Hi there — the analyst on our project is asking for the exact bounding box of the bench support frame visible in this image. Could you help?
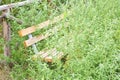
[28,34,39,54]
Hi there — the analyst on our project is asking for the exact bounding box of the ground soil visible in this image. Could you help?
[0,61,11,80]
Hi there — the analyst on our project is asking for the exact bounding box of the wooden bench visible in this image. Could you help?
[18,13,65,63]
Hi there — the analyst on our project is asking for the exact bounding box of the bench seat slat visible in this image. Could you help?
[18,13,64,37]
[32,48,64,62]
[18,26,36,37]
[24,25,61,47]
[24,34,51,47]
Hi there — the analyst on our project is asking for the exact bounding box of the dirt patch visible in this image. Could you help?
[0,61,11,80]
[0,69,11,80]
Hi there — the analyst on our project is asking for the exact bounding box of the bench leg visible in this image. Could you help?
[28,34,38,54]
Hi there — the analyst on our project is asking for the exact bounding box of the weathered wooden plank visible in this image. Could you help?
[0,0,41,11]
[24,34,50,47]
[19,26,36,37]
[24,24,61,47]
[18,13,64,37]
[32,48,64,62]
[41,49,57,58]
[0,23,2,37]
[32,49,55,62]
[44,56,52,62]
[3,18,11,56]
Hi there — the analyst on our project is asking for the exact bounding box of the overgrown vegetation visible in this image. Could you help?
[0,0,120,80]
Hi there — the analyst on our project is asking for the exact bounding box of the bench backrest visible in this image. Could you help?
[18,13,64,47]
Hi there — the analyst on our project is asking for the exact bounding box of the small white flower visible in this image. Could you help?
[99,63,104,69]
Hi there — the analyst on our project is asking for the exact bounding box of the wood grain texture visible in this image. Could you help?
[3,18,11,56]
[24,24,61,47]
[32,48,64,62]
[24,34,51,47]
[18,26,36,37]
[0,0,41,11]
[18,13,64,37]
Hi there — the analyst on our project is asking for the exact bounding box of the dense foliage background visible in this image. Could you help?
[0,0,120,80]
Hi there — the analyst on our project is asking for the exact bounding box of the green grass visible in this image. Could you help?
[0,0,120,80]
